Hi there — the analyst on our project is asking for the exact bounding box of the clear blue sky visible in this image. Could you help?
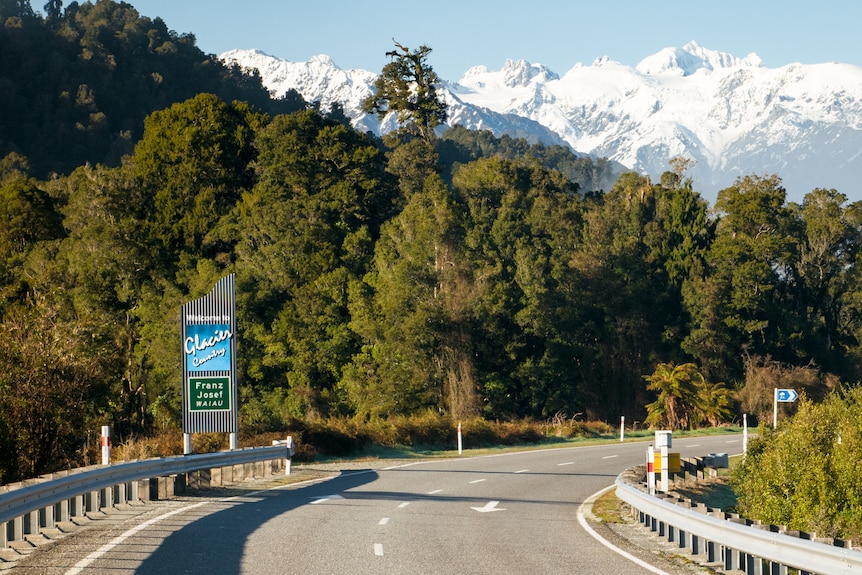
[124,0,861,80]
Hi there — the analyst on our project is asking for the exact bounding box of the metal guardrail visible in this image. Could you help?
[615,465,862,575]
[1,442,293,550]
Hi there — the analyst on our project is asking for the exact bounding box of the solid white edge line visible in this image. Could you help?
[576,485,670,575]
[64,501,209,575]
[64,474,337,575]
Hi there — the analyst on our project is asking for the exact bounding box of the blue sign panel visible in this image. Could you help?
[776,389,798,402]
[184,323,232,372]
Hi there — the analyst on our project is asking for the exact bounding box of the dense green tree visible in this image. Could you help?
[683,174,794,382]
[48,163,156,434]
[440,125,619,193]
[133,93,262,261]
[0,298,104,481]
[344,172,471,417]
[0,176,63,307]
[452,156,587,419]
[221,109,397,418]
[362,41,447,143]
[789,189,862,376]
[568,173,702,419]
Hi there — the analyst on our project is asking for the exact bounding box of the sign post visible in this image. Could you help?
[181,274,238,453]
[656,431,671,492]
[773,388,798,428]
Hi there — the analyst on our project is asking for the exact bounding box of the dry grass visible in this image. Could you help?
[592,489,627,523]
[111,414,625,462]
[672,476,738,512]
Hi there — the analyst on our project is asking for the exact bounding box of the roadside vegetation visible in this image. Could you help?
[733,387,862,541]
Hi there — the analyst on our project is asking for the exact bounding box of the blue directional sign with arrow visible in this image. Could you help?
[776,389,798,402]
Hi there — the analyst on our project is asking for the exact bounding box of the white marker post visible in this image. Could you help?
[101,425,111,466]
[620,416,625,442]
[647,445,655,495]
[457,422,463,455]
[655,430,672,493]
[743,414,748,457]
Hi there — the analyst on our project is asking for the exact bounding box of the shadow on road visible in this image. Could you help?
[134,469,377,575]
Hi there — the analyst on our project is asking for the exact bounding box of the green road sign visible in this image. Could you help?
[188,376,231,412]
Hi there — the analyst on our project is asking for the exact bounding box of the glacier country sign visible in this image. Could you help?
[181,274,238,434]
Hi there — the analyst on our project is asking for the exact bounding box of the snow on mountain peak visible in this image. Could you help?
[222,44,862,203]
[500,59,559,87]
[636,40,763,76]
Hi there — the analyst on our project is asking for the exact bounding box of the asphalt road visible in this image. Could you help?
[8,434,743,574]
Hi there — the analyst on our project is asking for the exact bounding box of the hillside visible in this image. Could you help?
[0,1,305,179]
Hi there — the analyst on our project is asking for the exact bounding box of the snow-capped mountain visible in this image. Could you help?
[221,42,862,203]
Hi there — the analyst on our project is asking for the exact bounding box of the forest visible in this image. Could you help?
[1,1,861,483]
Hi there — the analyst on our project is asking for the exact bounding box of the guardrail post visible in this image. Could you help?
[56,499,68,523]
[70,493,83,518]
[707,540,718,563]
[11,515,23,543]
[723,546,735,570]
[677,528,688,550]
[25,508,38,536]
[745,553,764,574]
[40,501,55,530]
[117,482,128,505]
[770,561,788,575]
[691,533,702,556]
[99,485,112,511]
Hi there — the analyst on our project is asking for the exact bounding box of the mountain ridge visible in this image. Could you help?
[221,43,862,202]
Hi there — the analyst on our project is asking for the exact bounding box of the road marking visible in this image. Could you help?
[63,472,364,575]
[471,500,505,513]
[514,469,529,473]
[379,517,389,525]
[469,478,486,484]
[602,455,618,459]
[311,494,345,504]
[374,543,384,556]
[428,489,443,494]
[558,461,575,466]
[64,501,209,575]
[398,501,410,508]
[577,486,670,575]
[686,444,701,447]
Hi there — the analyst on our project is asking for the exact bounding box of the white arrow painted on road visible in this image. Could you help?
[471,500,505,513]
[310,495,344,504]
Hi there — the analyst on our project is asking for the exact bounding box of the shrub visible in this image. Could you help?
[732,387,862,540]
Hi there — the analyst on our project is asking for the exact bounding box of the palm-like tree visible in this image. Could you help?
[644,362,703,430]
[694,380,732,427]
